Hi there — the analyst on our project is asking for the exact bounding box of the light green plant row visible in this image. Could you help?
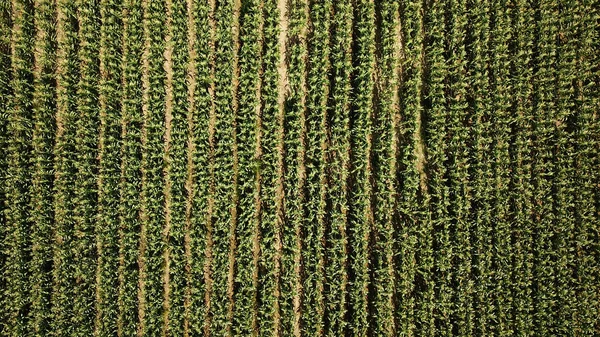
[324,0,352,335]
[209,0,236,334]
[188,0,212,335]
[95,0,123,335]
[371,1,398,336]
[4,1,34,336]
[302,0,331,335]
[510,0,535,334]
[29,0,56,335]
[258,0,282,335]
[118,0,144,335]
[51,1,78,336]
[139,0,167,335]
[573,0,600,334]
[348,0,375,336]
[469,0,495,334]
[73,0,100,336]
[532,0,557,334]
[397,0,425,334]
[446,0,473,333]
[423,0,450,334]
[231,0,261,334]
[490,0,513,335]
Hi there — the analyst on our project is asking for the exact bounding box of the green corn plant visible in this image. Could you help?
[302,0,331,335]
[285,1,312,336]
[348,0,376,336]
[324,0,352,335]
[209,0,236,334]
[162,0,189,335]
[28,0,56,335]
[532,0,558,334]
[118,0,144,335]
[51,1,79,336]
[490,0,514,335]
[139,0,167,335]
[397,0,426,334]
[468,0,495,334]
[371,1,399,336]
[447,0,474,333]
[422,0,451,334]
[509,0,535,334]
[553,0,578,333]
[4,0,34,336]
[257,0,282,335]
[73,0,100,336]
[96,0,123,334]
[573,0,600,334]
[231,0,262,334]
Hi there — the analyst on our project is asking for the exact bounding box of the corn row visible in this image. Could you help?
[489,0,513,334]
[118,0,144,335]
[573,0,599,334]
[553,0,579,334]
[397,0,425,334]
[28,0,56,335]
[51,1,78,335]
[188,0,213,334]
[510,0,535,334]
[302,0,331,335]
[95,0,123,335]
[446,0,473,333]
[207,0,236,334]
[323,0,352,335]
[231,0,262,334]
[468,0,495,334]
[371,2,399,336]
[282,1,309,336]
[4,1,34,336]
[532,0,558,333]
[423,0,451,334]
[139,0,167,335]
[348,0,376,335]
[257,0,282,335]
[72,1,100,336]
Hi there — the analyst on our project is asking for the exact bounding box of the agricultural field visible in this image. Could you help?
[1,0,599,336]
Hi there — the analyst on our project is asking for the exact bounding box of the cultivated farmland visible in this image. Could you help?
[1,0,599,336]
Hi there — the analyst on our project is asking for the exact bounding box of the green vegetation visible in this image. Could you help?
[1,1,599,336]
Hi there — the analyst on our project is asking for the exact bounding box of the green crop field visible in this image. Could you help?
[1,0,599,336]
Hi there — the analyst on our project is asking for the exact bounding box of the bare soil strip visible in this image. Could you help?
[137,0,151,335]
[293,1,309,335]
[252,1,266,335]
[203,0,217,335]
[183,0,197,335]
[161,0,175,334]
[273,0,289,335]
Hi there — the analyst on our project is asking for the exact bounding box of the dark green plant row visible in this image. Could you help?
[1,0,599,336]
